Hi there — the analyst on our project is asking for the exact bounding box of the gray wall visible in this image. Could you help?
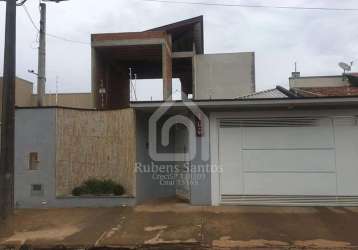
[194,52,255,100]
[15,108,57,208]
[14,108,135,208]
[135,110,212,205]
[135,112,176,204]
[189,111,211,205]
[174,125,190,200]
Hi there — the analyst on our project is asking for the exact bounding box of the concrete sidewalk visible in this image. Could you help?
[1,201,358,249]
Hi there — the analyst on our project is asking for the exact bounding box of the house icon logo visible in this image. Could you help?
[148,94,210,162]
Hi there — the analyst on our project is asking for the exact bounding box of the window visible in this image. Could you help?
[29,152,39,170]
[31,184,44,196]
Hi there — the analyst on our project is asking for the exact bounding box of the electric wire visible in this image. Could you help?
[140,0,358,12]
[22,3,89,45]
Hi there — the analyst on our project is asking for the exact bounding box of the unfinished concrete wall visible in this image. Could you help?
[194,52,255,100]
[56,108,136,196]
[91,32,173,107]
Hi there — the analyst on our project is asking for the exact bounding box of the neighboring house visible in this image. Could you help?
[0,76,93,111]
[0,77,34,114]
[13,16,358,208]
[34,93,93,108]
[244,72,358,99]
[240,86,295,99]
[289,72,358,97]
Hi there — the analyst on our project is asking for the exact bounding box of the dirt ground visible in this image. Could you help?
[1,200,358,249]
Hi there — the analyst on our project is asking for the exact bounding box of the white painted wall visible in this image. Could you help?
[194,53,255,100]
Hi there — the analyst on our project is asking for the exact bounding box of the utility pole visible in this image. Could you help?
[37,2,46,106]
[0,0,16,236]
[55,76,59,105]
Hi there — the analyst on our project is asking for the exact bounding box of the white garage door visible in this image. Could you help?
[218,116,358,205]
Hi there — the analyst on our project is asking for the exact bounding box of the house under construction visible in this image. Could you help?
[13,16,358,208]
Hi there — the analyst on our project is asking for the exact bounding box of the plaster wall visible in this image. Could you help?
[135,112,176,203]
[194,53,255,100]
[14,108,56,208]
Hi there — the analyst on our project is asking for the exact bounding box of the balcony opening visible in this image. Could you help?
[130,78,182,101]
[93,43,172,109]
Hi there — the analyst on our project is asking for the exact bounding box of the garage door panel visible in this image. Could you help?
[334,117,358,195]
[243,149,336,172]
[243,126,334,149]
[244,173,337,195]
[219,127,243,195]
[217,116,358,205]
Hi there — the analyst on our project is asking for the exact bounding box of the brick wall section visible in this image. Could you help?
[91,31,167,42]
[55,108,136,196]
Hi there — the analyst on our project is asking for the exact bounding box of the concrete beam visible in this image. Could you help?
[92,38,166,48]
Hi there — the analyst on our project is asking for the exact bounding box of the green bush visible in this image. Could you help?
[72,186,88,196]
[113,184,125,196]
[71,178,125,196]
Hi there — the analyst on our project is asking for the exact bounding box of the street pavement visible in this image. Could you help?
[1,200,358,249]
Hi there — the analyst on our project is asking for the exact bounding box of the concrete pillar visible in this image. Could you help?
[162,42,172,100]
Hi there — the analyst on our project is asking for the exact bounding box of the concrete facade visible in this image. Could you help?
[194,52,255,100]
[90,17,257,105]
